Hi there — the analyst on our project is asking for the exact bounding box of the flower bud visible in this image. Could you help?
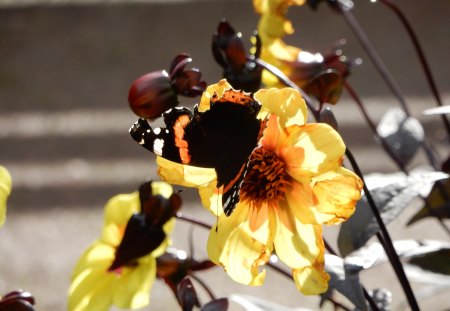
[128,70,178,119]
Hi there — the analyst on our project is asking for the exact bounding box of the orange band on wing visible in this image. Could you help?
[173,115,191,164]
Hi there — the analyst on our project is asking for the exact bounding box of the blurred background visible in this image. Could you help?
[0,0,449,310]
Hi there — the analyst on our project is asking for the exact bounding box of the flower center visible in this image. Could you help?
[241,147,290,208]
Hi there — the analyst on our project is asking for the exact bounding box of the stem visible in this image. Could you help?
[377,0,450,140]
[344,81,406,171]
[345,149,420,311]
[345,82,450,236]
[336,0,411,115]
[189,274,216,301]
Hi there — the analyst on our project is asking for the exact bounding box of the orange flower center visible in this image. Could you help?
[241,146,290,208]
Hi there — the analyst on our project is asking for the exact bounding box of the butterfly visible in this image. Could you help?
[130,89,263,216]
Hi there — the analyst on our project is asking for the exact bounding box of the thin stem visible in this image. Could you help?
[345,149,420,311]
[337,0,439,170]
[345,82,450,236]
[344,81,406,171]
[189,274,216,301]
[377,0,450,140]
[337,0,411,115]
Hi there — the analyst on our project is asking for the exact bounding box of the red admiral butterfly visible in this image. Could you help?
[130,89,263,216]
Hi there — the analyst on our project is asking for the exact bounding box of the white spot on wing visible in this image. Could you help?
[153,138,164,155]
[153,127,161,135]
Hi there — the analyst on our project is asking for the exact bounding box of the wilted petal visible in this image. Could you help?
[207,203,274,286]
[198,79,233,112]
[311,167,363,224]
[0,166,12,228]
[255,87,307,128]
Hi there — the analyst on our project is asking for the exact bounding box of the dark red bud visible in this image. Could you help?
[128,70,178,119]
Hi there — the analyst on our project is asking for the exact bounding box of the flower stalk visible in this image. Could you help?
[377,0,450,140]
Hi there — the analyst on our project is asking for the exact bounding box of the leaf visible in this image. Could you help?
[229,294,313,311]
[322,254,367,311]
[177,277,200,311]
[377,107,424,165]
[407,177,450,225]
[337,169,447,256]
[408,249,450,275]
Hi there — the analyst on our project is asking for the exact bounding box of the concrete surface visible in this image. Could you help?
[0,0,449,310]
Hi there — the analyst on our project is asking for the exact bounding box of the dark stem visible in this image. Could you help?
[344,81,406,171]
[336,0,411,115]
[345,82,450,236]
[189,274,216,301]
[377,0,450,140]
[345,149,420,311]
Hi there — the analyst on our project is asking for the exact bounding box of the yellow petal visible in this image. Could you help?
[255,87,307,128]
[112,258,156,309]
[68,242,116,311]
[198,184,223,216]
[198,79,233,112]
[293,263,330,295]
[157,156,217,189]
[150,181,174,198]
[69,241,156,311]
[207,202,274,286]
[283,123,345,179]
[311,167,363,224]
[257,13,294,44]
[274,207,323,268]
[273,209,329,294]
[0,166,12,228]
[101,192,140,246]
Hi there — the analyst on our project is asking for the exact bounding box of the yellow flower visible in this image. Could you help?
[0,166,12,228]
[68,181,177,311]
[157,81,363,295]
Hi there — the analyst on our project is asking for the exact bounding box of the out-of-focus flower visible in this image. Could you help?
[128,54,206,119]
[0,166,12,228]
[212,19,262,92]
[156,81,363,295]
[0,290,35,311]
[253,0,359,104]
[68,181,181,311]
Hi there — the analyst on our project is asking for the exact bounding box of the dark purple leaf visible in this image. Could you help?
[201,298,228,311]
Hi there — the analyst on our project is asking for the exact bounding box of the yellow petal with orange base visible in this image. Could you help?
[282,123,345,179]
